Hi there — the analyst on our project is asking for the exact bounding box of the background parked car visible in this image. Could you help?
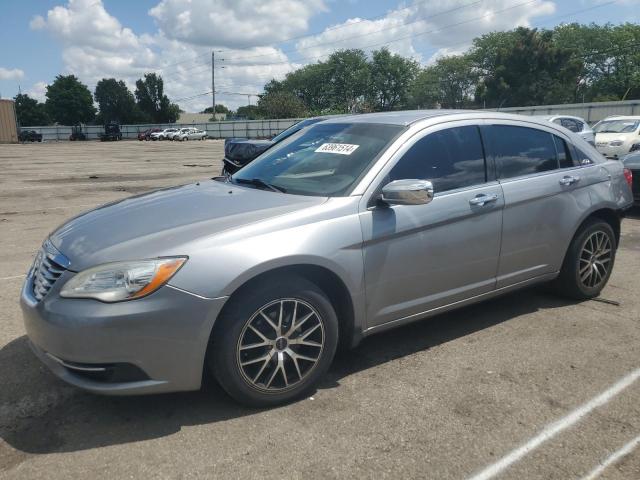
[534,115,595,145]
[138,128,161,141]
[151,128,178,140]
[175,128,207,141]
[100,122,122,141]
[222,117,329,175]
[622,151,640,205]
[18,130,43,142]
[594,116,640,159]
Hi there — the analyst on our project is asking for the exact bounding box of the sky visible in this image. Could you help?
[1,0,639,112]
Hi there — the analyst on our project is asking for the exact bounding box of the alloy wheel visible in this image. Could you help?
[236,298,325,392]
[578,230,612,289]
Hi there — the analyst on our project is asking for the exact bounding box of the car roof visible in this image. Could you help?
[318,110,569,127]
[532,114,586,122]
[601,116,640,121]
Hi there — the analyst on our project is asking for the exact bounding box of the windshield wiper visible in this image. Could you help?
[233,177,286,193]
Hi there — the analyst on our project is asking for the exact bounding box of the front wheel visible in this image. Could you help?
[209,276,339,407]
[554,218,616,299]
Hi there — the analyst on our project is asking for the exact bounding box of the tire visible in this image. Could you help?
[553,218,616,299]
[209,275,339,407]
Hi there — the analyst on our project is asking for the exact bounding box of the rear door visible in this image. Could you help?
[359,122,504,329]
[481,122,598,287]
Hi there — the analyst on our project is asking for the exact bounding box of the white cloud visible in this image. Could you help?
[29,0,316,111]
[295,0,556,64]
[28,0,559,113]
[27,81,48,102]
[0,67,25,81]
[295,10,421,61]
[149,0,327,48]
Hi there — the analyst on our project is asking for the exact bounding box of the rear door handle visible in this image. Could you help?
[469,193,499,206]
[559,175,580,186]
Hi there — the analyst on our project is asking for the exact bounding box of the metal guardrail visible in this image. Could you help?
[20,118,303,142]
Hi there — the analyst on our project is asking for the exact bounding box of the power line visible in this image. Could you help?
[153,0,485,77]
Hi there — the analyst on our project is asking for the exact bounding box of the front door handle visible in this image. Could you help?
[469,193,499,207]
[559,175,580,186]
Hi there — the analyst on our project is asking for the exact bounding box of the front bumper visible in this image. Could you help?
[595,143,630,159]
[20,270,227,395]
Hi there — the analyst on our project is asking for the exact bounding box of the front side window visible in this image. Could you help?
[484,125,559,179]
[233,122,405,197]
[388,126,486,193]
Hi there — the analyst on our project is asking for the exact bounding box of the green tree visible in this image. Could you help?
[368,48,419,111]
[257,91,307,119]
[14,93,51,126]
[411,56,478,109]
[235,105,263,120]
[45,75,96,125]
[134,73,180,123]
[324,49,370,112]
[94,78,144,124]
[552,23,640,102]
[472,27,582,108]
[200,104,231,117]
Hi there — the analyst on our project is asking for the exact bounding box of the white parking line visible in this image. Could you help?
[0,275,25,281]
[580,434,640,480]
[467,367,640,480]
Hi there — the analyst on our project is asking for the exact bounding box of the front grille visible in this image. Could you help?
[31,245,68,301]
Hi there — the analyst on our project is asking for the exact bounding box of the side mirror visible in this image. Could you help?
[381,179,434,206]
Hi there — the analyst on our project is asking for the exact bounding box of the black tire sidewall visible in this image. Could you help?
[561,219,616,299]
[210,276,339,407]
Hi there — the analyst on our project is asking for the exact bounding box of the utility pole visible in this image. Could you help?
[211,51,215,119]
[247,94,251,107]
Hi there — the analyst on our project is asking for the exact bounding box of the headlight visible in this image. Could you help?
[609,140,624,147]
[630,143,640,152]
[60,257,187,302]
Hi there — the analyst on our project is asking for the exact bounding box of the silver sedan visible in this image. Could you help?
[21,111,634,406]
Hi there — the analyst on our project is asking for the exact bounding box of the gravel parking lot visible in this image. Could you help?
[1,141,639,479]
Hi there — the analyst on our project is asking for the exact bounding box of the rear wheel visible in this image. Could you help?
[209,276,339,407]
[554,218,616,299]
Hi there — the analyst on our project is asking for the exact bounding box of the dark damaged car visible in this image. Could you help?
[222,117,327,175]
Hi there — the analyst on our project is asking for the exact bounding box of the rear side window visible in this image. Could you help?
[483,125,559,179]
[554,118,583,133]
[552,135,575,168]
[388,126,486,192]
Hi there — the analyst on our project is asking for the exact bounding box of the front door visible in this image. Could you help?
[359,123,503,329]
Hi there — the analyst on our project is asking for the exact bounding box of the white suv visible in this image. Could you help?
[594,116,640,159]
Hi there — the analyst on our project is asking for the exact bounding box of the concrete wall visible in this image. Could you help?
[0,100,18,143]
[18,99,640,142]
[489,99,640,124]
[20,118,301,142]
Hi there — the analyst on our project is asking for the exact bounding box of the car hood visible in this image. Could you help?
[623,152,640,169]
[595,132,634,143]
[50,180,326,271]
[225,139,274,163]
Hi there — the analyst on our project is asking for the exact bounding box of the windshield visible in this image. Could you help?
[271,118,322,144]
[593,120,640,133]
[232,122,405,197]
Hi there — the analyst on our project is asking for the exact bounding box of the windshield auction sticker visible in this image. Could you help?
[315,143,360,155]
